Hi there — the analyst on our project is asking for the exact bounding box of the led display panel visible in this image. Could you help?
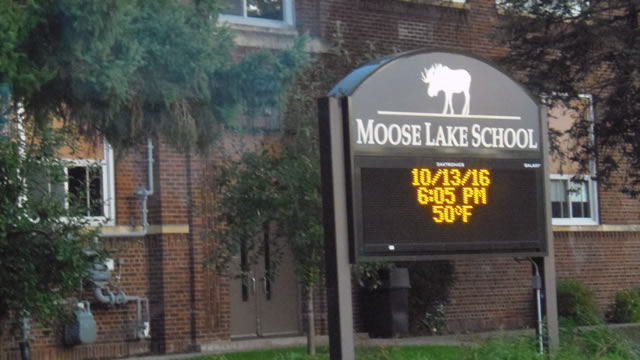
[353,157,546,258]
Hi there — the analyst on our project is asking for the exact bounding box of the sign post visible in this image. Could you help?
[319,50,559,357]
[319,97,355,360]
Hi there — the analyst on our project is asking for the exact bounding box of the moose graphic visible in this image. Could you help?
[421,64,471,116]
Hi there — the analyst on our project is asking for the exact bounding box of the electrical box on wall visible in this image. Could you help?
[64,302,97,346]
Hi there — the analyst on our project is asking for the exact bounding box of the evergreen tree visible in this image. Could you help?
[1,0,234,151]
[497,0,640,195]
[0,0,307,350]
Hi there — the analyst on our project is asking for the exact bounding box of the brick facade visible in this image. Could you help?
[4,1,640,359]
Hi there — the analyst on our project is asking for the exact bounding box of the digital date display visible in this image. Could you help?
[411,168,491,224]
[356,159,546,257]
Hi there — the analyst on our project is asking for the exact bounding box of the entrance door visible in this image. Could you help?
[230,227,300,338]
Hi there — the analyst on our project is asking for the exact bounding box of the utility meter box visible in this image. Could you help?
[64,302,97,346]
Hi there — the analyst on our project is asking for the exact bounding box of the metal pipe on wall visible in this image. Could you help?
[515,257,544,354]
[100,138,154,238]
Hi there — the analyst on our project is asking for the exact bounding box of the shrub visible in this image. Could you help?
[404,261,456,335]
[464,328,639,360]
[611,288,640,323]
[557,279,600,325]
[570,325,638,360]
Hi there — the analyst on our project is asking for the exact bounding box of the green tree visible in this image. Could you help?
[212,24,377,354]
[0,0,235,151]
[0,115,99,355]
[497,0,640,195]
[214,148,324,355]
[0,1,308,355]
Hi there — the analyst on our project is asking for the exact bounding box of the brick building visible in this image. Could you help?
[3,0,640,359]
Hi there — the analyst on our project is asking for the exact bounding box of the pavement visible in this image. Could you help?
[125,328,536,360]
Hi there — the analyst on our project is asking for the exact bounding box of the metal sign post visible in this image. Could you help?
[319,97,355,360]
[540,108,560,348]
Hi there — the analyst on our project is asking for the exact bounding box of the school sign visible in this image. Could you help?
[319,48,558,360]
[325,50,549,261]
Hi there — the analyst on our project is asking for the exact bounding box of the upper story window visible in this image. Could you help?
[548,95,598,225]
[220,0,295,28]
[400,0,466,3]
[497,0,588,17]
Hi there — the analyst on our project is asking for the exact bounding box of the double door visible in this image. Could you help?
[230,231,300,338]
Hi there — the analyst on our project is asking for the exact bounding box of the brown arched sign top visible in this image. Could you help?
[320,50,550,261]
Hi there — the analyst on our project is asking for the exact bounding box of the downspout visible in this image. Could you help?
[100,138,154,238]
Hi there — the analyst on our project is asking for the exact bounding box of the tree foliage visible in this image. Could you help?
[0,119,99,335]
[0,0,311,345]
[213,145,323,286]
[0,0,306,152]
[497,0,640,195]
[210,26,356,355]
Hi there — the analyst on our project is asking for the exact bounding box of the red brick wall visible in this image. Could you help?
[2,142,229,359]
[297,0,505,59]
[445,258,535,333]
[439,231,640,333]
[598,174,640,224]
[555,231,640,314]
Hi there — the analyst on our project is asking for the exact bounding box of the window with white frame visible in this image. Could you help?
[66,161,108,217]
[219,0,295,27]
[550,175,597,223]
[496,0,587,17]
[399,0,466,4]
[29,141,115,224]
[548,95,598,225]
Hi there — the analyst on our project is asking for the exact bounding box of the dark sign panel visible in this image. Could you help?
[329,51,549,261]
[356,157,545,257]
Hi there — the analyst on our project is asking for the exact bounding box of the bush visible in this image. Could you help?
[404,261,456,335]
[464,327,639,360]
[611,288,640,323]
[568,326,639,360]
[557,279,600,325]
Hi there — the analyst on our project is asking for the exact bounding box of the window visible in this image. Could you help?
[550,175,597,224]
[400,0,466,3]
[29,141,115,224]
[548,95,598,225]
[66,140,115,223]
[219,0,294,27]
[67,163,105,217]
[496,0,588,17]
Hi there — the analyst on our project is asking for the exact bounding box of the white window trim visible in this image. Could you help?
[219,0,295,28]
[550,174,599,226]
[496,0,585,17]
[550,94,598,226]
[60,140,115,226]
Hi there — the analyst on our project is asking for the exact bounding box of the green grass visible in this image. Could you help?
[186,326,640,360]
[188,345,463,360]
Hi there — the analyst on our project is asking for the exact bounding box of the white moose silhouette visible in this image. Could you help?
[420,64,471,116]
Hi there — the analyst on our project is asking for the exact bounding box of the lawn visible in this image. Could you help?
[185,325,640,360]
[188,345,463,360]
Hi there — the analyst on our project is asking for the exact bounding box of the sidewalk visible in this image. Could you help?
[125,328,535,360]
